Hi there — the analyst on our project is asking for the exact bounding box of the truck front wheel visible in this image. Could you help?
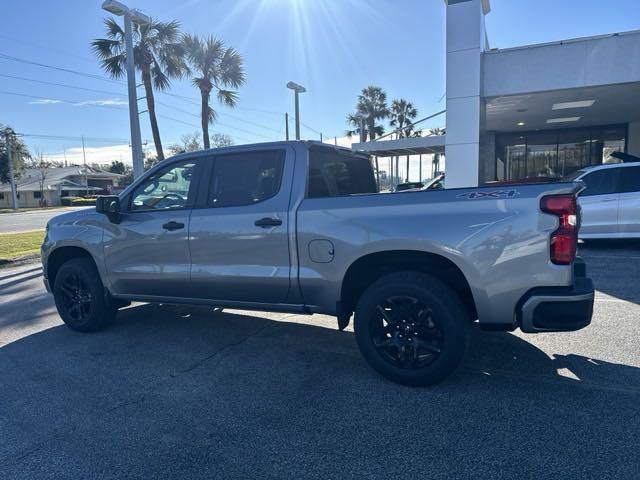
[354,271,469,386]
[53,258,117,332]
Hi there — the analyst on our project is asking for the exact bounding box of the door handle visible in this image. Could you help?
[162,221,185,231]
[254,217,282,228]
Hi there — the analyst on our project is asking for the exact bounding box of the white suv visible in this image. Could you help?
[565,162,640,239]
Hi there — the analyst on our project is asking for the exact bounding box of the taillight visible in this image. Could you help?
[540,194,578,265]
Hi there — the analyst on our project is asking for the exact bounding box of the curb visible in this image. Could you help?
[0,254,41,269]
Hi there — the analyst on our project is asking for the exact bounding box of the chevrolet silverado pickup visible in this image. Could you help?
[41,141,594,386]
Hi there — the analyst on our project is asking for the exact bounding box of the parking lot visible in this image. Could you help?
[1,242,639,479]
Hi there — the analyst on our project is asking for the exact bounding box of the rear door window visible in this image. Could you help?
[208,150,285,208]
[580,169,620,196]
[307,149,377,198]
[618,166,640,193]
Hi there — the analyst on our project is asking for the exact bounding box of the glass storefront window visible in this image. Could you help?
[526,133,559,178]
[495,125,627,180]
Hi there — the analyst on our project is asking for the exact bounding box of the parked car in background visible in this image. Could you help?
[392,182,424,192]
[563,162,640,239]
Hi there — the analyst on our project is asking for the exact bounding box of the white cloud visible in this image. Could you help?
[73,98,128,107]
[47,144,133,167]
[28,99,63,105]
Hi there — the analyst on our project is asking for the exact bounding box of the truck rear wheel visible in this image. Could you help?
[354,271,469,386]
[53,258,116,332]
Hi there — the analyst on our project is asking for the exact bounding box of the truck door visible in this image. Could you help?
[188,147,293,303]
[103,157,203,297]
[577,168,620,236]
[617,166,640,236]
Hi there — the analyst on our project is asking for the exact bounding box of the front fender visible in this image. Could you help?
[42,221,108,290]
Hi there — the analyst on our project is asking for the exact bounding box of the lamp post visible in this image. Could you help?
[286,81,306,140]
[101,0,149,179]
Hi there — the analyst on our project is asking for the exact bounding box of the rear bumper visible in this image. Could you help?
[518,258,594,333]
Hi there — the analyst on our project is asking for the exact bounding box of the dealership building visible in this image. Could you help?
[355,0,640,188]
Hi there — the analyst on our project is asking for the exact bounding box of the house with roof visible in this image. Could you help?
[0,165,123,208]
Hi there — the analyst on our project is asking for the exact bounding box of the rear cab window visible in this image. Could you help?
[307,148,378,198]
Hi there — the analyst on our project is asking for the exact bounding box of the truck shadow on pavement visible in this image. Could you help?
[0,303,638,478]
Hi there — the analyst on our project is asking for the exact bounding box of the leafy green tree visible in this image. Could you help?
[92,18,187,161]
[108,160,126,175]
[182,34,245,149]
[210,133,234,148]
[0,126,30,184]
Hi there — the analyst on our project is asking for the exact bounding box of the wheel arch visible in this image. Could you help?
[339,250,477,321]
[46,246,99,288]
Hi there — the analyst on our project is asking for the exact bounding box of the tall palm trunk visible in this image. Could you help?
[406,155,410,182]
[200,89,211,149]
[374,156,380,189]
[141,69,164,161]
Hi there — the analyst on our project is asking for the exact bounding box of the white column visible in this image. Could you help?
[444,0,490,188]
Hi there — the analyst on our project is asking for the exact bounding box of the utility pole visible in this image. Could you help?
[285,113,289,141]
[4,130,18,211]
[82,135,88,196]
[320,133,323,143]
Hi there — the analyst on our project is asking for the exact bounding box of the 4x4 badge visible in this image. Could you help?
[457,190,520,199]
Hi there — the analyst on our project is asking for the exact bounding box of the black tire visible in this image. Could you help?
[354,271,470,386]
[53,258,116,332]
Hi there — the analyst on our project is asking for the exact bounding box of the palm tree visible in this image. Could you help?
[345,112,366,142]
[390,99,418,182]
[93,18,186,162]
[357,86,389,141]
[429,127,445,176]
[390,99,418,139]
[182,34,245,149]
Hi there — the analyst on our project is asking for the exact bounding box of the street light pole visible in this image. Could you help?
[4,129,18,211]
[101,1,148,179]
[293,90,300,140]
[286,81,306,141]
[123,12,144,179]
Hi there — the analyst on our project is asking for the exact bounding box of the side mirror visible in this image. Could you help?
[96,195,120,215]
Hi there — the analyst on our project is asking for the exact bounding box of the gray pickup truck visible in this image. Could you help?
[41,141,594,386]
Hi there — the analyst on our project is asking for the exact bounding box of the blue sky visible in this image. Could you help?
[1,0,639,164]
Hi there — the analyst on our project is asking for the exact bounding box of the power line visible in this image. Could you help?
[0,73,123,97]
[18,133,130,143]
[0,69,286,138]
[0,52,325,140]
[0,52,124,85]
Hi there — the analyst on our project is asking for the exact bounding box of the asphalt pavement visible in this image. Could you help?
[0,207,89,234]
[0,242,639,479]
